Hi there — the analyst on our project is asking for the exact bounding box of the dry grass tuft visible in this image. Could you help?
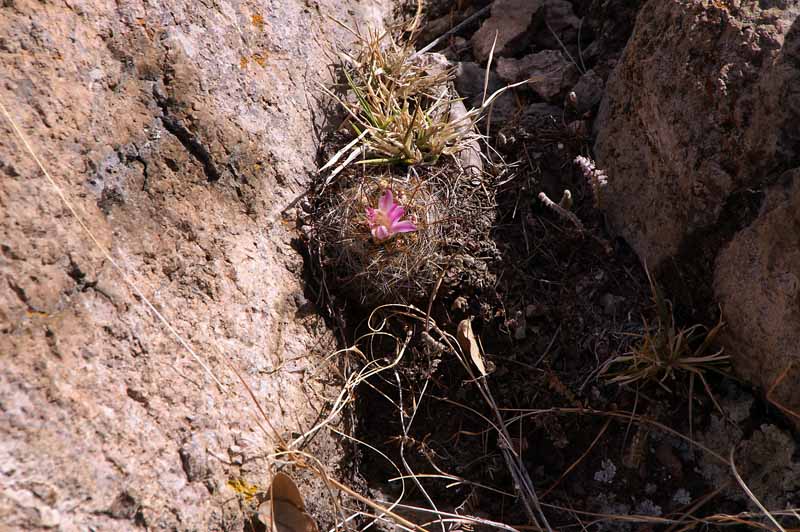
[324,29,482,166]
[599,271,729,389]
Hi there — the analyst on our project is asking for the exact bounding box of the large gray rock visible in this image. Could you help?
[594,1,800,420]
[0,0,390,529]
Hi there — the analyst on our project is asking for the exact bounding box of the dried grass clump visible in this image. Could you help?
[313,164,495,305]
[324,29,483,166]
[599,272,729,389]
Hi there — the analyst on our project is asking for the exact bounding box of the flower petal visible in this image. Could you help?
[366,207,377,223]
[387,205,405,222]
[390,220,417,233]
[373,225,390,240]
[379,189,393,212]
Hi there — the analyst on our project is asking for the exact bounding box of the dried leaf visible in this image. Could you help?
[457,318,488,376]
[258,472,318,532]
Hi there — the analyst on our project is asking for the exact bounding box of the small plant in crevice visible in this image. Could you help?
[312,166,497,305]
[537,155,608,230]
[311,26,510,306]
[574,155,608,208]
[599,271,730,391]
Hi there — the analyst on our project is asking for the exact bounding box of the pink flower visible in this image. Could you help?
[366,189,417,241]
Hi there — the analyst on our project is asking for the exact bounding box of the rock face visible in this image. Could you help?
[594,1,800,419]
[0,0,390,530]
[596,0,800,268]
[714,172,800,422]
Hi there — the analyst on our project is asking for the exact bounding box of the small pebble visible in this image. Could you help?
[451,296,468,312]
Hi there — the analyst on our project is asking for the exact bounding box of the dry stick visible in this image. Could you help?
[482,31,499,145]
[766,362,800,422]
[730,447,786,532]
[0,100,225,390]
[501,407,728,464]
[327,427,409,532]
[225,357,286,446]
[319,452,430,531]
[545,20,584,75]
[424,257,451,332]
[665,484,729,532]
[369,503,524,532]
[320,129,368,172]
[576,17,587,74]
[366,306,552,531]
[482,31,498,104]
[540,419,611,499]
[388,473,515,498]
[395,373,446,532]
[443,334,552,531]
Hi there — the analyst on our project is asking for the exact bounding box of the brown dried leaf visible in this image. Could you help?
[258,472,318,532]
[457,318,488,376]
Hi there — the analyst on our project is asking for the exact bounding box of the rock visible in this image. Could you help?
[594,1,800,423]
[714,173,800,425]
[595,0,800,269]
[570,69,604,114]
[471,0,543,63]
[454,61,517,125]
[533,0,581,51]
[584,0,645,63]
[496,50,579,101]
[0,0,392,529]
[179,434,210,483]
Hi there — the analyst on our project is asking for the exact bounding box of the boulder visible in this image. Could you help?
[496,50,579,101]
[714,172,800,424]
[594,0,800,420]
[596,0,800,268]
[0,0,391,529]
[471,0,543,63]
